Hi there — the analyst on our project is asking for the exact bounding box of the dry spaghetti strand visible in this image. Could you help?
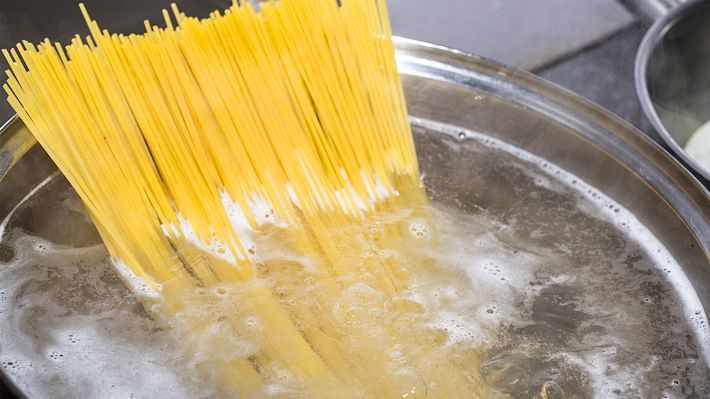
[3,1,489,397]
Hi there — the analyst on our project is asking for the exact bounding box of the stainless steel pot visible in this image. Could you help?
[1,38,709,397]
[621,0,710,181]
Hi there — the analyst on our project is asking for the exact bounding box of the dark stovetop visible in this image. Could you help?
[536,22,709,187]
[536,23,656,141]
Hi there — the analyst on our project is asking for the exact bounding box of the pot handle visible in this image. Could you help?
[618,0,687,22]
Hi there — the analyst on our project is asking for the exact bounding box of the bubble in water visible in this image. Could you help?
[479,304,501,319]
[34,242,48,254]
[408,222,429,239]
[245,317,260,330]
[275,368,291,383]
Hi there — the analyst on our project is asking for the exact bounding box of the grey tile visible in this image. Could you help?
[1,0,637,125]
[388,0,635,69]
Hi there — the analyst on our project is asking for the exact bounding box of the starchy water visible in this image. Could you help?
[0,123,708,398]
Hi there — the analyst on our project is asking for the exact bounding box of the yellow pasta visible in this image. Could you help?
[3,1,488,397]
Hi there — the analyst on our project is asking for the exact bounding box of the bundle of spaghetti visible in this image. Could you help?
[3,0,488,397]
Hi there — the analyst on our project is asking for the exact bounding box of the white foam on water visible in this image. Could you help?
[411,117,710,396]
[0,231,206,399]
[414,117,710,355]
[409,209,542,349]
[113,259,162,300]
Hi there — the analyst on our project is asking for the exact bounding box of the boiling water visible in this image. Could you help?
[0,123,708,398]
